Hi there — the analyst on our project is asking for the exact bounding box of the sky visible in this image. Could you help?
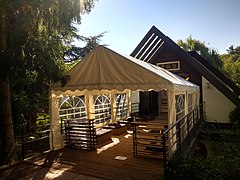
[78,0,240,55]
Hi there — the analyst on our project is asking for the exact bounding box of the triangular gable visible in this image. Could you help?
[131,26,166,62]
[131,26,240,107]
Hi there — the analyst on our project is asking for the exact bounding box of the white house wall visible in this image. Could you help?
[202,77,236,123]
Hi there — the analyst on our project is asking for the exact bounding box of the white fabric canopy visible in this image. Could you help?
[49,45,199,151]
[52,45,198,95]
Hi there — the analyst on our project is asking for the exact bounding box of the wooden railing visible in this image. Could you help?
[131,103,204,167]
[132,121,167,159]
[64,119,96,150]
[20,117,51,160]
[0,143,16,166]
[162,103,204,168]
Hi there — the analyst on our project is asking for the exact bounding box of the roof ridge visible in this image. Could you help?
[131,26,240,107]
[188,51,240,96]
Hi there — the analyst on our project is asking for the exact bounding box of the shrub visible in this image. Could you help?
[229,108,240,128]
[165,155,240,180]
[165,137,240,180]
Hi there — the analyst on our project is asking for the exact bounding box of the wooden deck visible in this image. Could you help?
[1,131,164,180]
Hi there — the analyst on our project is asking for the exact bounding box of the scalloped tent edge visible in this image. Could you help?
[49,45,200,150]
[51,46,199,94]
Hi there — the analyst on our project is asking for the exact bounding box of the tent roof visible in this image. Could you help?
[52,46,198,94]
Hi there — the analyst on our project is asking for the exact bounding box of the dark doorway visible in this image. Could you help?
[139,91,158,116]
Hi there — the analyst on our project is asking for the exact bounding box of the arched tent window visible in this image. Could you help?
[59,96,86,121]
[175,94,186,141]
[175,94,185,121]
[94,95,111,125]
[188,93,193,113]
[188,93,194,129]
[116,93,128,119]
[159,90,168,114]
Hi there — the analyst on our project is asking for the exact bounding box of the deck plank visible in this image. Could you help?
[0,132,164,180]
[55,132,164,179]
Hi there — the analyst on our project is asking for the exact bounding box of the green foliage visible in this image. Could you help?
[64,32,107,62]
[0,0,98,142]
[16,115,50,142]
[229,108,240,128]
[221,46,240,87]
[177,36,222,69]
[177,37,240,88]
[227,45,240,55]
[165,137,240,180]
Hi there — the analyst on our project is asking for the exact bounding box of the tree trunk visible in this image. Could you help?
[0,1,17,165]
[0,78,17,165]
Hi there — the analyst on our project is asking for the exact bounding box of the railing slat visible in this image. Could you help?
[64,119,96,150]
[162,103,204,168]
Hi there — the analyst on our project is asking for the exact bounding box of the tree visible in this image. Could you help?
[178,36,222,69]
[227,45,240,55]
[64,32,107,62]
[0,0,96,165]
[10,32,105,139]
[221,46,240,87]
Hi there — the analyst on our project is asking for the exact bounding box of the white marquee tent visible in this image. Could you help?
[50,45,199,150]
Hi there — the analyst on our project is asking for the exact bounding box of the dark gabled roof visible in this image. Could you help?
[130,26,166,62]
[131,26,240,107]
[188,51,240,96]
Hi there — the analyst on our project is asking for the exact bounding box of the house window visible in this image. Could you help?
[59,96,86,121]
[94,95,111,125]
[116,94,128,119]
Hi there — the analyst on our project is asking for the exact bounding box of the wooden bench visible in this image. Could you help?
[102,123,127,135]
[96,128,112,145]
[118,119,133,129]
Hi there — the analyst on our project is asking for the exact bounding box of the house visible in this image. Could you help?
[131,26,240,124]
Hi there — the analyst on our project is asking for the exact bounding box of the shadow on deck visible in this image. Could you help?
[1,131,164,180]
